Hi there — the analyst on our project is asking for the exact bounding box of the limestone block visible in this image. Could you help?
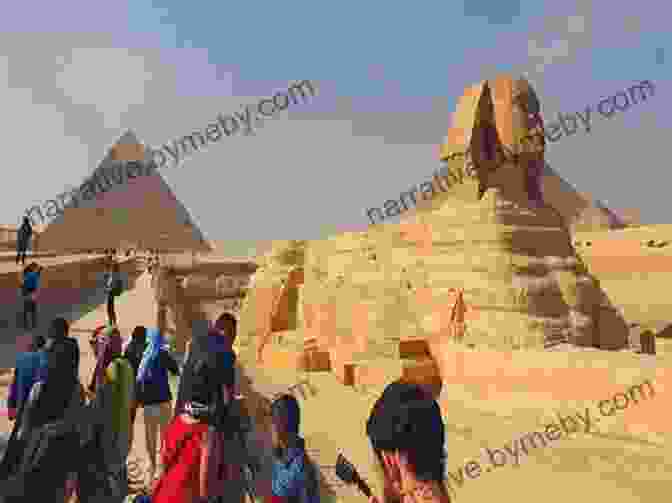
[352,359,404,390]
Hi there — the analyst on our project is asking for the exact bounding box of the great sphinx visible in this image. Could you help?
[425,75,628,350]
[239,75,629,386]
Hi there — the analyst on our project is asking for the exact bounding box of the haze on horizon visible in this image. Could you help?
[0,0,669,257]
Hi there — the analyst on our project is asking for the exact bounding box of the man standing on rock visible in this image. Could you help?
[16,217,32,265]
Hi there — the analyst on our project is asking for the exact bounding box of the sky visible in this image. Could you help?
[0,0,669,256]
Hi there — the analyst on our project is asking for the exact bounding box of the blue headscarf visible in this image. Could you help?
[136,328,168,384]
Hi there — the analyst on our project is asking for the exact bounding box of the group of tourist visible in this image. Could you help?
[17,258,122,332]
[4,244,452,503]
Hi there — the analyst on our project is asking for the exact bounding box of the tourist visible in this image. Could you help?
[135,328,180,484]
[365,381,451,503]
[148,361,213,503]
[170,317,245,502]
[0,337,85,502]
[174,313,237,417]
[7,334,48,421]
[213,312,239,396]
[87,324,108,386]
[20,263,41,330]
[123,325,148,446]
[265,394,320,503]
[45,318,80,365]
[80,325,134,503]
[15,217,32,266]
[104,262,123,325]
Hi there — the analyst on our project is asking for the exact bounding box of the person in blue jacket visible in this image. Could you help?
[136,328,180,484]
[21,262,42,330]
[7,334,48,420]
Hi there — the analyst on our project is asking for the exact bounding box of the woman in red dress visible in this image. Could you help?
[151,351,222,503]
[151,411,209,503]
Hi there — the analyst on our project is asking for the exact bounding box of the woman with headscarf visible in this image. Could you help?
[0,337,84,502]
[88,325,118,395]
[136,328,180,484]
[175,323,236,418]
[78,325,134,503]
[88,326,134,459]
[123,325,147,448]
[267,394,320,503]
[147,359,212,503]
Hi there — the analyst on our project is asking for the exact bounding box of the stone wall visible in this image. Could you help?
[155,260,257,352]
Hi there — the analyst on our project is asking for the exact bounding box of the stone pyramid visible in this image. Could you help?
[38,130,211,253]
[540,163,627,232]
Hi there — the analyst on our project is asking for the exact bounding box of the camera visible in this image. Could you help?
[335,453,372,498]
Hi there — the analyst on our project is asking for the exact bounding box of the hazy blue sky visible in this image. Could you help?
[0,0,669,255]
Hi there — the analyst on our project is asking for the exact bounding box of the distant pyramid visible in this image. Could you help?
[594,200,627,228]
[539,162,627,232]
[38,130,212,253]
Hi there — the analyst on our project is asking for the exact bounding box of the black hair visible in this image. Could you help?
[48,317,70,339]
[31,340,79,428]
[131,326,147,341]
[184,359,215,405]
[271,394,301,435]
[366,381,446,483]
[214,312,237,339]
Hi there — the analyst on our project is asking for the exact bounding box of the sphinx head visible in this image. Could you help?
[438,76,546,204]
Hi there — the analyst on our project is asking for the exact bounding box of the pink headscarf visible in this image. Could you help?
[15,332,34,353]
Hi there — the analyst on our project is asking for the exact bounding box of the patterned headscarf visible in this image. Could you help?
[137,328,168,384]
[92,325,122,391]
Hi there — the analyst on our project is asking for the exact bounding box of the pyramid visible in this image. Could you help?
[38,130,212,253]
[540,163,627,232]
